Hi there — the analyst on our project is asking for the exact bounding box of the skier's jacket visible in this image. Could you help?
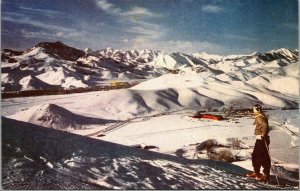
[253,111,269,138]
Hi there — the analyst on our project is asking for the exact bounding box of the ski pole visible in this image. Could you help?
[263,139,280,186]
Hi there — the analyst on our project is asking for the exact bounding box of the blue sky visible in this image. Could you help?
[1,0,299,55]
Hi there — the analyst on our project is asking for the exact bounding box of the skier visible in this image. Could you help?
[246,104,271,182]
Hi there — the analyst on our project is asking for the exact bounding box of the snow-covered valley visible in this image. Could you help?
[1,42,299,189]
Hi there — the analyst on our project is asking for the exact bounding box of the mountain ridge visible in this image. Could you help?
[1,41,299,92]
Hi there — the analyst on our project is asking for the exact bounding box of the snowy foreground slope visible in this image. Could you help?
[2,117,297,189]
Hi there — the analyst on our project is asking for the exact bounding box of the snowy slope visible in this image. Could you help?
[8,103,117,130]
[3,116,297,190]
[19,75,59,90]
[5,70,298,125]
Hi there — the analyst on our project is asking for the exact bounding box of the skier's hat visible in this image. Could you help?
[253,104,262,112]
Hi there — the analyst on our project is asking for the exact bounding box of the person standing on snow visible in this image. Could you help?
[246,104,271,182]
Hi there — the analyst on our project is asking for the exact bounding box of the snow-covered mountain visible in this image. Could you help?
[1,41,298,92]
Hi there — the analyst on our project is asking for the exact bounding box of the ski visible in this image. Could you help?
[226,171,297,189]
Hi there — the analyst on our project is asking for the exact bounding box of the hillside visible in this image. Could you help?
[3,116,296,189]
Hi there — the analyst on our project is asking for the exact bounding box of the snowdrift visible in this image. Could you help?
[3,117,294,189]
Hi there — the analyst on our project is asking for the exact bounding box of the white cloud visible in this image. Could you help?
[201,5,224,13]
[4,15,88,43]
[19,29,86,41]
[56,31,87,39]
[123,6,162,18]
[129,38,225,54]
[95,0,121,15]
[94,0,166,49]
[95,0,161,18]
[225,34,257,41]
[95,0,112,10]
[129,20,165,38]
[162,40,225,53]
[2,16,72,33]
[56,32,65,37]
[20,29,54,39]
[2,12,25,18]
[282,23,298,30]
[19,6,61,16]
[130,26,157,37]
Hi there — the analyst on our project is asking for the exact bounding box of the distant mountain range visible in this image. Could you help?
[1,41,298,92]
